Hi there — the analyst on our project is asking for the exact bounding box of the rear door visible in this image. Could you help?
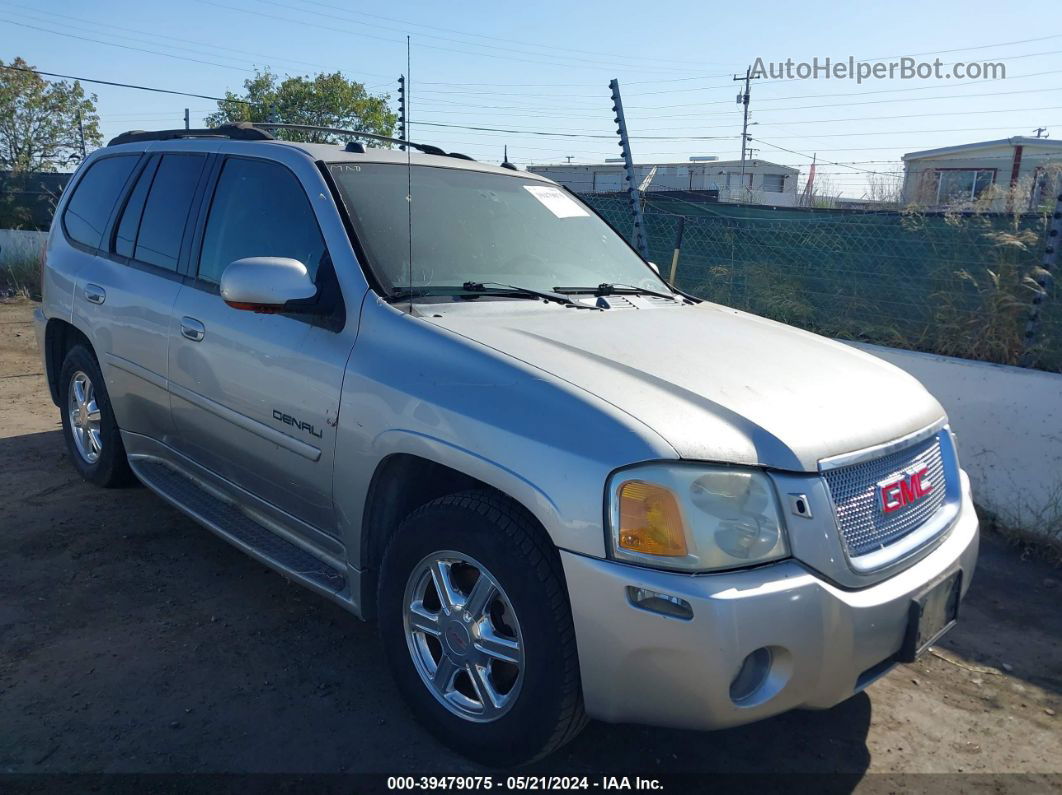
[167,153,354,535]
[69,150,209,440]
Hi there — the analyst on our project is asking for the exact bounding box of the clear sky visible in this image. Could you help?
[3,0,1060,197]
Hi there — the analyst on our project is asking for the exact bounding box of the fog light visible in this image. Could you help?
[729,647,772,704]
[626,586,693,620]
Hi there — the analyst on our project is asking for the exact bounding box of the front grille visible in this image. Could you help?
[823,434,948,558]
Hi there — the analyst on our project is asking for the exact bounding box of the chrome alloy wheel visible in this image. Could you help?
[403,551,524,722]
[68,370,102,464]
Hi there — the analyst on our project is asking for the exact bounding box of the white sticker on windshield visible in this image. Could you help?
[523,185,589,218]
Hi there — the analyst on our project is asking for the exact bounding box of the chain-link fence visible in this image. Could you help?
[583,193,1061,374]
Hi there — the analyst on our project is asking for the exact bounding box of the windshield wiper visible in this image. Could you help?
[462,281,591,308]
[386,282,601,309]
[554,283,677,300]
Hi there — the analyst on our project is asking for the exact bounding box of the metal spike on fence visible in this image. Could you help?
[1021,185,1061,367]
[609,79,650,260]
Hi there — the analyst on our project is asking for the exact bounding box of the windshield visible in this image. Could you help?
[328,162,670,297]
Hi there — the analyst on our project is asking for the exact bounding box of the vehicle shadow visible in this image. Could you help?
[931,536,1061,697]
[541,694,873,778]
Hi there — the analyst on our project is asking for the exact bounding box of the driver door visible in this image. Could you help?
[167,154,353,535]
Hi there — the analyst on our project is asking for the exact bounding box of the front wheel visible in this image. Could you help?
[378,491,586,766]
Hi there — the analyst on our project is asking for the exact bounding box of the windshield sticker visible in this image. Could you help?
[523,185,589,218]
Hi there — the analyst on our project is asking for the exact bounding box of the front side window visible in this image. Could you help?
[62,155,138,249]
[198,158,327,285]
[329,163,668,297]
[131,153,207,271]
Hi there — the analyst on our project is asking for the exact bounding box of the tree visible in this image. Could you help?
[0,57,101,173]
[205,69,396,143]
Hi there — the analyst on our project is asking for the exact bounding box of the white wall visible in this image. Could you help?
[0,228,47,267]
[850,342,1062,537]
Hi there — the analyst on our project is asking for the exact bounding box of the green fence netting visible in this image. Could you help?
[582,193,1061,373]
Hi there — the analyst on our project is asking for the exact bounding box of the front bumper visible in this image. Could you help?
[561,471,979,731]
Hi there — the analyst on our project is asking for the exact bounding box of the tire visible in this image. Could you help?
[58,344,134,488]
[378,490,587,766]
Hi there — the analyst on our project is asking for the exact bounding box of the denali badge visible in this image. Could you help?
[877,466,932,513]
[272,409,323,439]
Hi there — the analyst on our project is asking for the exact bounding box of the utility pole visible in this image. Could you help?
[733,67,758,185]
[1034,126,1049,138]
[76,108,86,161]
[609,78,649,259]
[184,108,190,130]
[565,155,574,163]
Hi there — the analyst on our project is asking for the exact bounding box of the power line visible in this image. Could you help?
[751,138,900,175]
[413,119,737,140]
[627,69,1062,110]
[0,63,253,105]
[0,18,260,73]
[282,0,718,70]
[199,0,700,75]
[0,1,335,72]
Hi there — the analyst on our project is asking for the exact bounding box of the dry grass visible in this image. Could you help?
[0,253,41,300]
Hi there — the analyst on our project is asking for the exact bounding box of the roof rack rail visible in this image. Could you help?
[107,121,480,163]
[108,122,273,147]
[252,122,473,161]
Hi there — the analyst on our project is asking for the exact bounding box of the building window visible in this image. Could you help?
[762,174,785,193]
[726,172,752,190]
[935,169,995,204]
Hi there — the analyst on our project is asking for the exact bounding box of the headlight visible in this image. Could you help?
[607,463,789,572]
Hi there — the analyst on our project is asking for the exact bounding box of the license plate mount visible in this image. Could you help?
[898,571,962,663]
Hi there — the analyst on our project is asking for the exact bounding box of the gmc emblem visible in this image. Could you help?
[878,466,933,513]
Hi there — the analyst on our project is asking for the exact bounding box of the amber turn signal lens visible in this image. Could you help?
[617,480,687,557]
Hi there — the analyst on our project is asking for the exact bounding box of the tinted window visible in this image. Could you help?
[328,163,668,296]
[62,156,138,249]
[114,157,158,258]
[198,158,326,285]
[134,154,206,271]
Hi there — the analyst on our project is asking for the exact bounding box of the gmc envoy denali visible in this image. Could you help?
[35,123,979,765]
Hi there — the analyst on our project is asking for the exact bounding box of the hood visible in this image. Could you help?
[426,300,945,472]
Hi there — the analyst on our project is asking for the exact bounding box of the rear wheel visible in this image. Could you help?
[59,344,134,487]
[379,491,586,766]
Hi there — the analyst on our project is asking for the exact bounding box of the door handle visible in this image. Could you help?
[180,316,206,342]
[84,283,106,305]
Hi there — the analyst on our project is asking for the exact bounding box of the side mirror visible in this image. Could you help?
[220,257,317,312]
[647,261,660,274]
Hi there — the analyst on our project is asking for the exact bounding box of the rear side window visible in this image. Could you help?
[197,158,326,285]
[114,157,159,258]
[130,153,207,271]
[62,155,138,249]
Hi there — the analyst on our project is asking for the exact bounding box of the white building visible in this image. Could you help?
[901,136,1062,209]
[526,158,801,206]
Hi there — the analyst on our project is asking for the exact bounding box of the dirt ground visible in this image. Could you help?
[1,298,1059,787]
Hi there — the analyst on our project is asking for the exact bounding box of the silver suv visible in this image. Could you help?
[35,123,979,765]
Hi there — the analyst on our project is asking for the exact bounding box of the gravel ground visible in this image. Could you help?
[0,298,1059,788]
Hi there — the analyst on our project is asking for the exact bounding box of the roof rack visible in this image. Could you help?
[108,122,273,147]
[107,121,480,164]
[252,122,472,160]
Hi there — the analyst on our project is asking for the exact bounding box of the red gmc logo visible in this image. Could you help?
[878,466,933,513]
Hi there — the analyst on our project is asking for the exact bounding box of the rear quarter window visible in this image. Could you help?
[62,155,139,249]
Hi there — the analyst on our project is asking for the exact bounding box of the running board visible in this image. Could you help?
[133,459,347,595]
